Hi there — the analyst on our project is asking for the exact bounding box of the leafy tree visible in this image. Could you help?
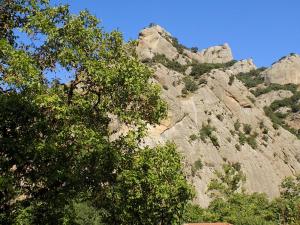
[0,1,193,224]
[184,164,278,225]
[208,163,246,198]
[207,193,277,225]
[183,203,217,223]
[98,143,194,225]
[67,201,104,225]
[273,176,300,225]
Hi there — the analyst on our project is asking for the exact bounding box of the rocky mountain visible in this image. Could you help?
[264,54,300,85]
[137,25,300,206]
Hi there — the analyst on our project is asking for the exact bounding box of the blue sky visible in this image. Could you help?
[51,0,300,67]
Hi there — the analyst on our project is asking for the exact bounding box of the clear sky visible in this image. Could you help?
[51,0,300,67]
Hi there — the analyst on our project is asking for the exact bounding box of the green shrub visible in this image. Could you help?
[234,120,241,131]
[198,78,207,85]
[235,144,241,151]
[247,135,257,149]
[259,121,265,129]
[189,60,237,78]
[199,123,219,147]
[190,47,198,53]
[192,159,203,176]
[183,77,198,93]
[210,135,220,148]
[251,83,298,97]
[228,75,235,85]
[200,123,215,142]
[238,132,247,145]
[169,36,187,54]
[189,134,198,142]
[236,68,266,88]
[243,124,252,134]
[262,135,268,142]
[216,114,224,121]
[190,63,220,77]
[273,123,279,130]
[148,22,157,27]
[151,54,187,73]
[224,60,238,67]
[181,88,188,96]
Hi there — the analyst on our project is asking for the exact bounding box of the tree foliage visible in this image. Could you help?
[0,1,194,224]
[184,164,300,225]
[98,143,194,225]
[208,163,246,198]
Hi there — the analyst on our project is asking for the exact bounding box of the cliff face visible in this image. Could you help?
[264,54,300,85]
[137,25,300,207]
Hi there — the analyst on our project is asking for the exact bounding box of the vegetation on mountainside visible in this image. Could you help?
[251,83,298,97]
[192,159,203,176]
[170,36,187,54]
[189,120,220,148]
[189,60,237,78]
[235,66,300,139]
[184,163,300,225]
[228,75,235,85]
[2,2,299,225]
[232,121,258,149]
[0,1,193,224]
[150,54,188,73]
[235,67,266,88]
[182,76,198,94]
[263,89,300,138]
[199,122,220,148]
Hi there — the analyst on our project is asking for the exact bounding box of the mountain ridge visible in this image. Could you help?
[137,24,300,206]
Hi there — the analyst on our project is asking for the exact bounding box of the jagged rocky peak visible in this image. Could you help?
[264,53,300,85]
[136,25,180,62]
[136,24,233,65]
[137,24,300,207]
[183,43,233,64]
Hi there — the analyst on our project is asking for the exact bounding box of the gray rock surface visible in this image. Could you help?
[137,25,233,64]
[256,90,293,108]
[136,25,300,207]
[264,54,300,85]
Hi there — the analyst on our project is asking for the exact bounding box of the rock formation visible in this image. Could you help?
[136,25,300,207]
[136,25,233,65]
[264,54,300,85]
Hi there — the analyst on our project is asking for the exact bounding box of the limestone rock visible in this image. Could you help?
[136,25,233,64]
[135,25,300,207]
[144,61,300,207]
[147,68,300,206]
[136,25,187,63]
[264,54,300,85]
[256,90,293,108]
[183,43,233,64]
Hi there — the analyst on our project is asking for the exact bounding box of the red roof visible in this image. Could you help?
[184,223,232,225]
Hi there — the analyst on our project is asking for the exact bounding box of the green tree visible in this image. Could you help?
[273,175,300,225]
[207,163,246,198]
[208,193,277,225]
[98,143,194,225]
[0,1,193,224]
